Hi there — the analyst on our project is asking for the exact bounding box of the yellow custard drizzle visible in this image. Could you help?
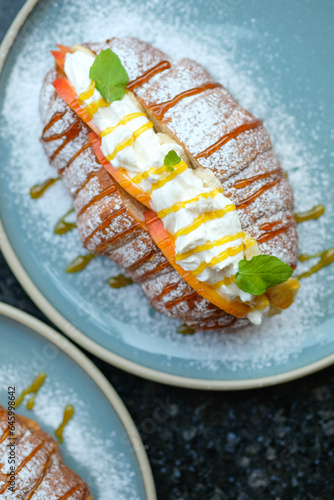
[192,243,245,276]
[242,233,257,248]
[78,80,95,102]
[151,161,188,192]
[106,122,153,161]
[132,164,169,184]
[101,113,147,137]
[85,97,110,117]
[175,231,245,261]
[196,233,257,279]
[133,122,154,140]
[157,188,222,219]
[211,275,236,288]
[174,205,236,238]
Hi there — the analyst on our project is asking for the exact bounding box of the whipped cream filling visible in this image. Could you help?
[64,50,267,324]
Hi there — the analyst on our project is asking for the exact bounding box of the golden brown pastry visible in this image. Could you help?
[40,68,246,330]
[39,37,298,330]
[0,406,92,499]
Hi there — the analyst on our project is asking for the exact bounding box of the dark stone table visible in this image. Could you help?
[1,2,334,498]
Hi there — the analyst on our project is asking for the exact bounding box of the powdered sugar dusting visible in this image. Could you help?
[0,0,333,375]
[0,362,141,500]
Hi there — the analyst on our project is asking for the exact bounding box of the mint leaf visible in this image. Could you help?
[89,48,129,103]
[164,150,181,171]
[235,255,293,295]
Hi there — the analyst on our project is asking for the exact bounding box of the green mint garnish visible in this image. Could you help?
[164,150,181,171]
[89,48,129,103]
[235,255,293,295]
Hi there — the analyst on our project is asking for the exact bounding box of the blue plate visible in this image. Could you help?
[0,0,333,389]
[0,303,156,499]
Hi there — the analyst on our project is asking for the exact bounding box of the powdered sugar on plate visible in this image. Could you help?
[0,357,141,500]
[0,0,333,375]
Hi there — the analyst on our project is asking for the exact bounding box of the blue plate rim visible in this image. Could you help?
[1,0,334,391]
[2,210,334,390]
[0,300,157,500]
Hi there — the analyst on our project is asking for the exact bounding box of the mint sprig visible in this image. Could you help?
[235,255,293,295]
[89,48,129,103]
[164,150,181,171]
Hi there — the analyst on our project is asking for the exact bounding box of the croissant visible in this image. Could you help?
[0,406,92,498]
[40,37,298,330]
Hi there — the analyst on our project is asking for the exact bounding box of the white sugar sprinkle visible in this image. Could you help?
[0,0,333,376]
[0,365,140,500]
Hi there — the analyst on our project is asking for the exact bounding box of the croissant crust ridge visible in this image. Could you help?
[0,406,93,499]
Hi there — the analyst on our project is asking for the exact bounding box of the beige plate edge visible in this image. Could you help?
[1,0,334,391]
[0,301,157,500]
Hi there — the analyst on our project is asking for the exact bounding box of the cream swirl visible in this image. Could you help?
[64,50,266,324]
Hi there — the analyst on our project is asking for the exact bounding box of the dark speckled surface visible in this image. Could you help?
[1,2,334,499]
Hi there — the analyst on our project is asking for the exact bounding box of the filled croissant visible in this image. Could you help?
[0,406,92,499]
[40,37,299,330]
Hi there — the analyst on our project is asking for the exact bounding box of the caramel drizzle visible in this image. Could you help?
[0,427,10,444]
[58,484,81,500]
[0,441,46,493]
[15,372,46,409]
[83,207,127,245]
[259,220,281,231]
[234,169,281,190]
[127,60,171,91]
[236,179,279,210]
[55,405,74,444]
[42,117,82,162]
[195,119,262,160]
[78,184,117,217]
[149,82,222,120]
[42,110,66,135]
[153,281,180,302]
[128,249,156,271]
[94,221,141,254]
[165,290,197,310]
[59,141,91,176]
[25,451,54,499]
[257,219,294,244]
[43,111,90,176]
[140,260,170,280]
[75,168,101,196]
